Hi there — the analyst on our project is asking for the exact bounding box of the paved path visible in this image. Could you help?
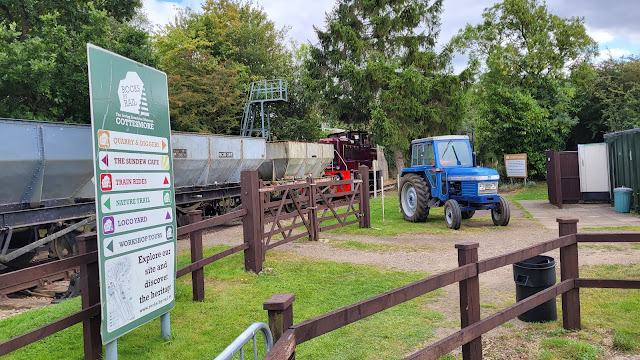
[519,200,640,229]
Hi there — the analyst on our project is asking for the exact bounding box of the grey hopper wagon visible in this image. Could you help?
[258,141,334,181]
[0,118,267,266]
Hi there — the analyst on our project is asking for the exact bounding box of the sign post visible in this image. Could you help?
[504,153,528,186]
[87,44,177,351]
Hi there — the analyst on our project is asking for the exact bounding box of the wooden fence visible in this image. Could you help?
[0,167,370,359]
[261,218,640,360]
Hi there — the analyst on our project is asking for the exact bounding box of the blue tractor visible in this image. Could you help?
[399,135,510,230]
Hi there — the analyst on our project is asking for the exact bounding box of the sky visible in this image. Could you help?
[142,0,640,72]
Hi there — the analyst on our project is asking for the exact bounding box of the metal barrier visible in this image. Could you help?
[214,322,274,360]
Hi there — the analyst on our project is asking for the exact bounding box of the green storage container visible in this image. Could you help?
[614,187,633,213]
[604,128,640,212]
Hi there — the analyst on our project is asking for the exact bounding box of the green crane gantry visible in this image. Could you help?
[240,79,287,140]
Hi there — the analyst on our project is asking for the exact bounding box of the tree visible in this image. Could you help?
[155,0,298,135]
[564,62,605,149]
[309,0,469,174]
[154,8,247,134]
[566,56,640,150]
[594,56,640,132]
[452,0,597,177]
[0,1,156,123]
[271,43,323,141]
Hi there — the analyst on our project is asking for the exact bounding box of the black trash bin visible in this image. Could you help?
[513,255,557,322]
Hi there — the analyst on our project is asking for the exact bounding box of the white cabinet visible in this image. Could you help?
[578,143,610,195]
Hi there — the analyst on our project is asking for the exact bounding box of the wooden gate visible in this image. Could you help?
[259,168,370,253]
[546,150,580,207]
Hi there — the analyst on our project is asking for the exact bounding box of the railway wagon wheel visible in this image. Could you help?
[49,232,78,260]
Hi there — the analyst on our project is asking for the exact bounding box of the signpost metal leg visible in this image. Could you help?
[105,340,117,360]
[161,312,171,340]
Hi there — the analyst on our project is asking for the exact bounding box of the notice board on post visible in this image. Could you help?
[504,153,528,178]
[87,44,176,344]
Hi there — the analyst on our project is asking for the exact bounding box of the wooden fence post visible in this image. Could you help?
[188,210,205,302]
[77,233,102,360]
[307,177,318,242]
[264,293,295,352]
[557,217,581,330]
[358,165,371,228]
[241,169,263,273]
[456,242,482,360]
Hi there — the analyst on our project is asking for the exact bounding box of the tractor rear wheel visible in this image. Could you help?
[399,174,430,222]
[444,199,462,230]
[461,210,476,219]
[491,197,511,226]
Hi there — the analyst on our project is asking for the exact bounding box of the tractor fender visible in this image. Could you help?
[400,169,439,202]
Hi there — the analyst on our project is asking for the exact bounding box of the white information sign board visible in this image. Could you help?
[504,153,528,178]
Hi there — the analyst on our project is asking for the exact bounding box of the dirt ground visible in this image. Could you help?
[187,200,640,359]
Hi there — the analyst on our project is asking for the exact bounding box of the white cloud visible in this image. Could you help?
[256,0,334,45]
[141,0,183,31]
[142,0,640,59]
[596,48,632,62]
[585,26,615,44]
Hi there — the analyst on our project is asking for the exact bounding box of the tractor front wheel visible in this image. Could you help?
[444,199,462,230]
[399,174,430,222]
[491,197,511,226]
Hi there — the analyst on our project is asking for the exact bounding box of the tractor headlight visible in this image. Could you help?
[478,181,498,195]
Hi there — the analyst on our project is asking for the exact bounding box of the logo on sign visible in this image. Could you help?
[103,216,115,235]
[118,72,149,116]
[101,174,113,191]
[98,130,110,148]
[163,191,172,205]
[165,226,174,241]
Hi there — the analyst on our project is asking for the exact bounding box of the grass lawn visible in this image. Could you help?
[284,182,548,238]
[485,263,640,360]
[537,263,640,359]
[322,191,502,237]
[582,225,640,232]
[501,182,548,201]
[1,247,637,359]
[327,239,434,252]
[0,247,443,360]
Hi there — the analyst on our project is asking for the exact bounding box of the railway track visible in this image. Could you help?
[0,255,76,299]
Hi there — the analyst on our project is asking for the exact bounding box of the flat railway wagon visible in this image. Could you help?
[0,118,332,267]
